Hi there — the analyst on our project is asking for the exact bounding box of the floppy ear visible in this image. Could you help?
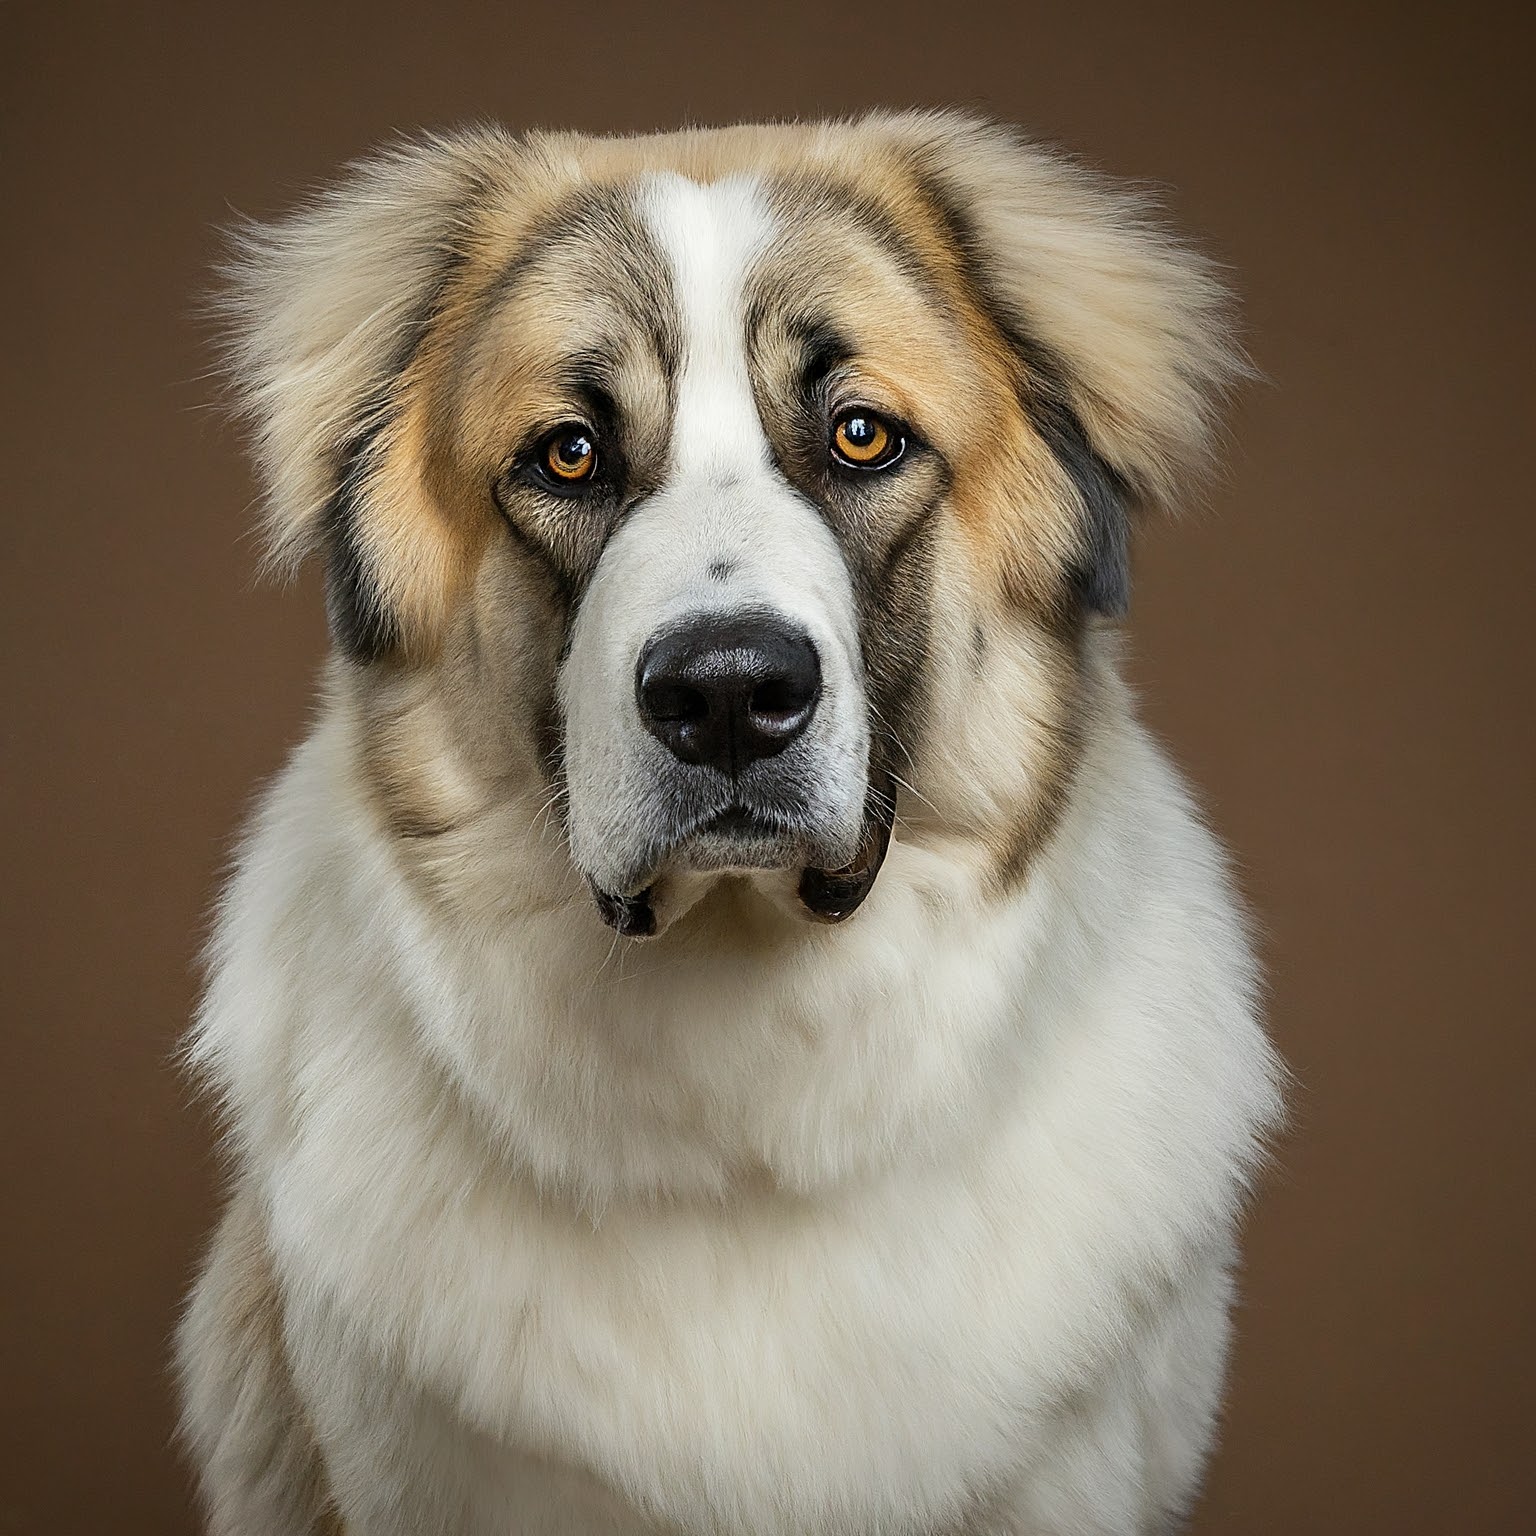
[217,130,505,658]
[884,111,1249,615]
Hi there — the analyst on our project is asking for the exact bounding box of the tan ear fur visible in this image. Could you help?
[216,128,512,573]
[878,109,1250,513]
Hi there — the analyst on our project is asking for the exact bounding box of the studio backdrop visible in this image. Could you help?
[3,2,1531,1533]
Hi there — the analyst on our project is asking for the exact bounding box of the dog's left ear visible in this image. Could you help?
[883,111,1250,616]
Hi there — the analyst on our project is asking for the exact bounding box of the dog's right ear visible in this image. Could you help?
[216,131,506,656]
[876,111,1251,619]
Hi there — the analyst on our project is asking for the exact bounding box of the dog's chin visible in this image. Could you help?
[585,779,894,938]
[677,807,807,875]
[588,810,834,939]
[584,837,804,942]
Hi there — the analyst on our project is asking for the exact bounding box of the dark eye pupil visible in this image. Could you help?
[556,432,591,465]
[845,417,875,445]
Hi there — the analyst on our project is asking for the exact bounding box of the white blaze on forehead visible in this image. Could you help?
[559,172,869,897]
[635,173,775,479]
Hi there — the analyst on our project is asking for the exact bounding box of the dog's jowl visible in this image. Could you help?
[177,112,1283,1536]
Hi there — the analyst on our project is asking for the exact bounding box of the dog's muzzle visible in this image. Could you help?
[588,611,891,937]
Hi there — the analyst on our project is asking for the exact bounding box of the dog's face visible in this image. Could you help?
[227,115,1238,934]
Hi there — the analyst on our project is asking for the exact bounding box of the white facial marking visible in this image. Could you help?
[642,174,774,482]
[558,174,870,901]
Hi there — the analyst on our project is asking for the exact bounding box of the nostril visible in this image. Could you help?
[750,679,793,716]
[644,680,709,725]
[749,675,817,724]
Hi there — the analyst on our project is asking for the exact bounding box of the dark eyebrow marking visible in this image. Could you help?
[479,187,633,313]
[763,172,962,319]
[797,319,854,395]
[555,346,623,398]
[744,300,855,403]
[475,181,682,404]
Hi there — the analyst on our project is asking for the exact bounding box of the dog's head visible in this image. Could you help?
[224,114,1240,935]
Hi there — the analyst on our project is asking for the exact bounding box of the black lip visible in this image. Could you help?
[590,881,656,937]
[797,772,895,924]
[698,804,785,840]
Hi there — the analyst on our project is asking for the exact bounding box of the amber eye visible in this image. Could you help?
[831,410,903,470]
[541,425,597,484]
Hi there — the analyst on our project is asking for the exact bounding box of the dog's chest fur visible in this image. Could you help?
[273,1047,1204,1536]
[195,699,1271,1535]
[280,1129,1054,1532]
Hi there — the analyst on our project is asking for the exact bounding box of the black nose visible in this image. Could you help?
[636,612,821,775]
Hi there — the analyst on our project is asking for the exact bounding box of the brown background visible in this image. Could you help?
[4,1,1533,1531]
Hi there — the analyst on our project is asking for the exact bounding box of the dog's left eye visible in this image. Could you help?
[831,409,904,471]
[530,424,599,491]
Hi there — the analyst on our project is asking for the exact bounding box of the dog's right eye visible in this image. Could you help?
[530,425,599,492]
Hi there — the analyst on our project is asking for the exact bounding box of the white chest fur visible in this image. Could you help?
[275,1115,1055,1533]
[198,710,1278,1534]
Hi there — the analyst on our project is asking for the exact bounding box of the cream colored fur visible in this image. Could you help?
[179,113,1282,1536]
[180,656,1279,1534]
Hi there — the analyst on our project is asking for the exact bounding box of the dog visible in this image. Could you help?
[176,110,1283,1535]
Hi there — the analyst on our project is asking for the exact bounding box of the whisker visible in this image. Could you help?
[886,770,939,818]
[862,702,938,817]
[532,781,571,839]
